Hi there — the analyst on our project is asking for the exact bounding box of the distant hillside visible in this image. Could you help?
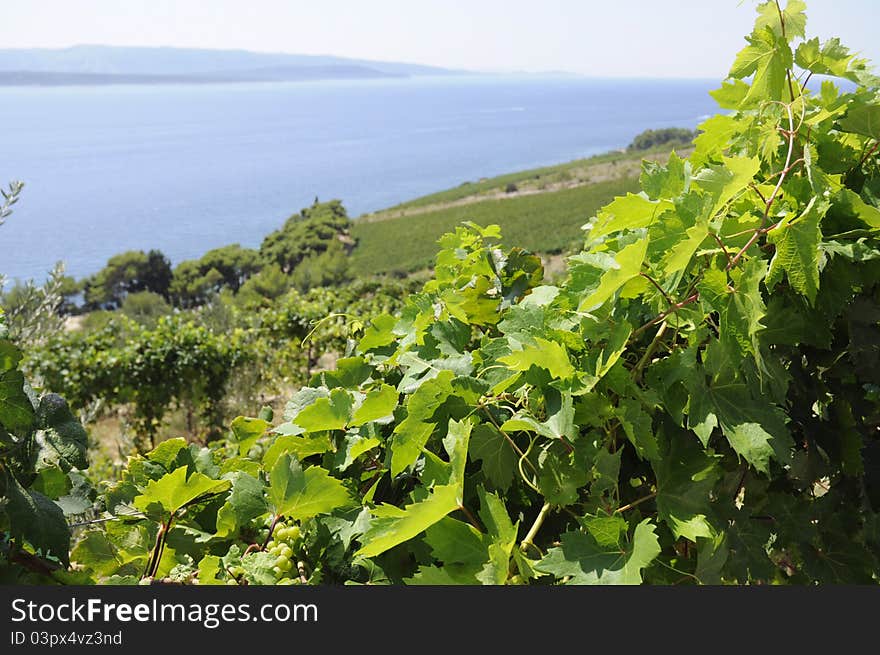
[0,45,466,86]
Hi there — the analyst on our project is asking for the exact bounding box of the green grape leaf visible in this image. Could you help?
[754,0,806,39]
[33,394,89,473]
[132,467,231,519]
[795,37,854,77]
[655,436,721,541]
[315,356,373,389]
[663,219,709,274]
[240,550,279,585]
[292,388,353,432]
[838,102,880,139]
[615,398,660,463]
[833,189,880,230]
[729,26,792,103]
[358,313,399,352]
[70,531,122,578]
[476,488,518,585]
[699,258,768,367]
[766,197,829,304]
[536,519,661,585]
[351,383,398,426]
[710,80,751,109]
[405,564,481,585]
[425,517,487,565]
[502,390,574,442]
[3,469,70,566]
[215,472,268,538]
[197,555,224,585]
[577,239,649,312]
[0,339,22,371]
[262,432,333,471]
[692,155,761,215]
[695,533,730,585]
[268,453,351,521]
[145,438,189,470]
[590,319,633,380]
[684,367,793,474]
[587,193,672,242]
[640,152,690,201]
[536,443,591,506]
[31,466,71,499]
[443,417,472,490]
[469,423,517,491]
[478,487,518,549]
[0,369,34,434]
[498,337,575,380]
[389,371,455,476]
[357,484,460,558]
[230,416,269,457]
[335,433,382,471]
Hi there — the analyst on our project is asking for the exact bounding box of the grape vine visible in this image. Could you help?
[3,1,880,584]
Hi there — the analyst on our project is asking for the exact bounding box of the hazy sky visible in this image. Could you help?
[3,0,879,78]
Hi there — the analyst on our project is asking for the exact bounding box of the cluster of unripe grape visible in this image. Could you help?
[225,518,305,584]
[265,520,303,584]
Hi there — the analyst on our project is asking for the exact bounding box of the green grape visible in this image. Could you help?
[258,519,305,584]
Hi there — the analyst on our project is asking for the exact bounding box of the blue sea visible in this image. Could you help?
[0,76,717,282]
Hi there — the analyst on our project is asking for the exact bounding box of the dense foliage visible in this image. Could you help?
[259,199,352,274]
[24,280,412,449]
[627,127,697,152]
[0,188,92,578]
[83,249,173,311]
[2,1,880,585]
[170,244,262,308]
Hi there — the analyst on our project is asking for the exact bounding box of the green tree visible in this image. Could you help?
[83,249,172,310]
[260,199,352,273]
[627,127,696,152]
[290,238,353,292]
[170,244,260,307]
[236,263,291,308]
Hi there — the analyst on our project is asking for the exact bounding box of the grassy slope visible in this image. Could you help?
[350,145,688,276]
[350,176,640,275]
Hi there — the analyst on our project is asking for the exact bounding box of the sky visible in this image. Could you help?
[2,0,879,79]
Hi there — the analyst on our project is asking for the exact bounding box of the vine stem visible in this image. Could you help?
[613,491,657,514]
[800,71,814,94]
[631,293,699,340]
[774,0,797,102]
[520,502,552,554]
[639,272,673,305]
[458,504,483,533]
[243,513,282,557]
[144,514,174,579]
[632,321,667,382]
[5,543,63,578]
[857,140,879,168]
[727,100,797,270]
[710,233,732,268]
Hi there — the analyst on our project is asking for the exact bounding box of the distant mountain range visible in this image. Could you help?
[0,45,469,86]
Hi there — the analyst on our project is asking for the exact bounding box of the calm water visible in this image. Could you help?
[0,76,717,282]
